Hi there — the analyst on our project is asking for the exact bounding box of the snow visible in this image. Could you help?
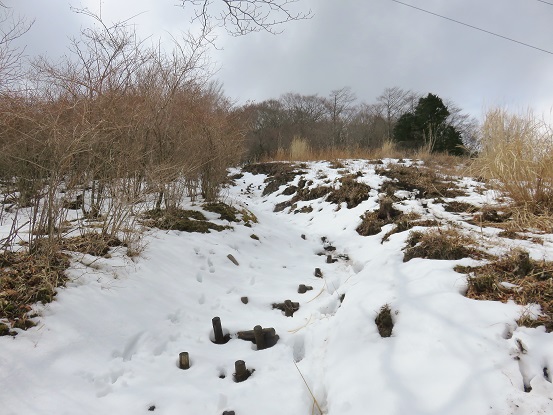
[2,159,553,414]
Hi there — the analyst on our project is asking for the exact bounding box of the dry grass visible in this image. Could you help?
[60,233,125,257]
[0,251,69,334]
[326,175,371,209]
[403,227,486,262]
[142,208,229,233]
[460,248,553,331]
[473,109,553,217]
[378,164,465,199]
[289,136,311,160]
[264,139,405,162]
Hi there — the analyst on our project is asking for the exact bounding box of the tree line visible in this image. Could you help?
[239,86,479,160]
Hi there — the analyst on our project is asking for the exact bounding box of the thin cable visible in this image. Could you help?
[537,0,553,6]
[391,0,553,56]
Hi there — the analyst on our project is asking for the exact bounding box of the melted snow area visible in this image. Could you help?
[2,159,553,415]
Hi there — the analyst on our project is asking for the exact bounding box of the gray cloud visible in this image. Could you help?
[7,0,553,118]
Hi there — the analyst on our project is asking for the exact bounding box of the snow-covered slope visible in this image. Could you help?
[2,159,553,415]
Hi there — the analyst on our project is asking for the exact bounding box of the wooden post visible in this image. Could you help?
[314,268,323,278]
[298,284,313,293]
[212,317,224,344]
[241,296,248,304]
[284,300,294,317]
[234,360,250,382]
[326,255,333,264]
[254,325,265,350]
[179,352,190,370]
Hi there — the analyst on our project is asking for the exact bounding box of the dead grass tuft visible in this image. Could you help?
[378,164,465,199]
[0,251,69,334]
[142,208,228,233]
[203,202,240,222]
[403,227,485,262]
[461,248,553,331]
[60,233,125,257]
[356,197,402,236]
[326,175,371,209]
[443,201,479,214]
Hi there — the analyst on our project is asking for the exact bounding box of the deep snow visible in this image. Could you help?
[2,159,553,415]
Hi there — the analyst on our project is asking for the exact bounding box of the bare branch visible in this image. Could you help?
[178,0,312,35]
[0,6,34,94]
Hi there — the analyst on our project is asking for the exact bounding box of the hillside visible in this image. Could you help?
[1,159,553,415]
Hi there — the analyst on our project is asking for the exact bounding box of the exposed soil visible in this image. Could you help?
[375,304,394,338]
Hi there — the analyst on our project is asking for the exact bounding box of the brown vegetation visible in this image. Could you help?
[0,251,69,334]
[403,227,485,262]
[460,249,553,332]
[378,164,465,199]
[472,109,553,231]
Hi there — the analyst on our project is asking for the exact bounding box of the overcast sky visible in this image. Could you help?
[8,0,553,119]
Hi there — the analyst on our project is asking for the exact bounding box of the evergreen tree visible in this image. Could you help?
[393,93,465,155]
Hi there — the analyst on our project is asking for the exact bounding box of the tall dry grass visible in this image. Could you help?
[473,108,553,218]
[265,139,404,162]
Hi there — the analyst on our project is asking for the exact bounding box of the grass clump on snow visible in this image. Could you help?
[203,202,240,222]
[142,208,228,233]
[403,227,485,262]
[378,164,465,199]
[60,233,125,257]
[0,251,69,334]
[459,248,553,331]
[326,174,371,209]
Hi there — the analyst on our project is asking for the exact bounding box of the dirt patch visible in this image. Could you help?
[142,208,228,233]
[375,304,394,338]
[326,175,371,209]
[459,249,553,332]
[378,164,465,199]
[0,251,69,334]
[403,227,486,262]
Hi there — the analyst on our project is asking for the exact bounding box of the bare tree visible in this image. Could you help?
[178,0,312,35]
[0,3,33,94]
[375,87,419,139]
[326,87,356,147]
